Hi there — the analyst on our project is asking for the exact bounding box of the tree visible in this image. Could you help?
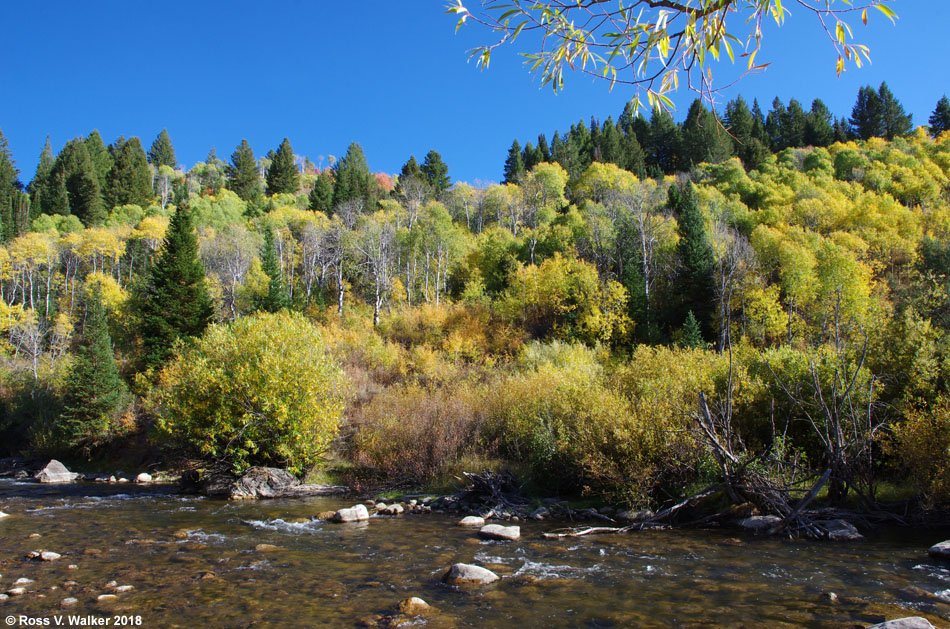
[450,0,894,109]
[228,140,260,201]
[332,142,376,210]
[148,129,177,168]
[0,129,18,225]
[927,94,950,137]
[52,138,105,225]
[309,170,334,214]
[60,285,128,454]
[805,99,836,147]
[137,202,215,370]
[930,96,950,138]
[265,137,299,196]
[259,227,289,312]
[878,82,912,140]
[503,139,526,184]
[420,149,451,195]
[850,85,885,140]
[648,108,682,174]
[680,310,704,348]
[28,136,54,217]
[671,182,714,335]
[84,130,113,192]
[152,311,348,475]
[681,99,733,167]
[106,137,152,209]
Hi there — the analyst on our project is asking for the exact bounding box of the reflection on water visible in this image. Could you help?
[0,480,948,627]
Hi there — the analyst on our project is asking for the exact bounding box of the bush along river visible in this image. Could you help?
[1,473,950,627]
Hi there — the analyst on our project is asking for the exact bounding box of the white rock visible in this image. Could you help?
[13,578,34,586]
[114,585,134,593]
[929,540,950,560]
[457,516,485,527]
[6,587,25,596]
[0,511,9,518]
[40,551,61,561]
[824,519,863,541]
[331,504,370,523]
[383,504,404,516]
[738,515,782,532]
[61,597,79,606]
[397,596,431,615]
[104,580,118,590]
[97,594,117,602]
[34,459,79,484]
[442,563,499,586]
[0,594,8,601]
[375,502,388,511]
[868,618,935,629]
[479,524,521,541]
[135,472,152,484]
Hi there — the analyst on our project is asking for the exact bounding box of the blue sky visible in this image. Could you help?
[0,1,945,185]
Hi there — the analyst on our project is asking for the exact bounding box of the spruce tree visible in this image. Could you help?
[850,86,886,140]
[878,82,912,140]
[52,139,104,225]
[84,130,113,191]
[551,131,581,178]
[0,129,18,225]
[332,142,376,210]
[309,170,334,214]
[930,96,950,138]
[137,202,215,370]
[681,99,733,167]
[106,137,152,209]
[420,149,450,195]
[680,311,704,349]
[649,108,682,174]
[522,142,541,170]
[503,139,526,184]
[599,118,622,165]
[61,285,128,453]
[265,137,299,196]
[228,139,260,201]
[536,133,551,162]
[671,182,714,334]
[259,228,289,312]
[28,136,54,217]
[804,99,836,147]
[148,128,178,168]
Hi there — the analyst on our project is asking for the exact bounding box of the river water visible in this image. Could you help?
[1,481,949,628]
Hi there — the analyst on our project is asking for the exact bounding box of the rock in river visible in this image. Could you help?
[928,540,950,560]
[135,472,152,484]
[458,516,485,527]
[737,515,782,533]
[34,460,79,484]
[868,618,935,629]
[397,597,431,615]
[228,467,299,499]
[332,504,370,523]
[824,519,863,541]
[442,563,499,586]
[479,524,521,541]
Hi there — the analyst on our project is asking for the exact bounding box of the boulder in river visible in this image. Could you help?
[0,511,8,518]
[824,519,863,541]
[135,472,152,484]
[737,515,782,533]
[442,563,499,586]
[197,467,347,499]
[458,516,485,527]
[331,504,370,523]
[60,597,78,606]
[868,618,935,629]
[479,524,521,541]
[396,597,431,616]
[928,540,950,560]
[34,460,79,484]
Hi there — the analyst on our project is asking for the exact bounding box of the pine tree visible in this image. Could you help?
[84,130,113,191]
[137,202,215,370]
[804,99,836,147]
[649,108,682,174]
[536,134,551,162]
[265,137,299,196]
[52,138,104,225]
[503,139,526,184]
[681,99,733,167]
[309,170,334,214]
[780,99,807,149]
[850,86,886,140]
[930,96,950,138]
[679,310,704,349]
[878,82,912,140]
[671,182,714,334]
[332,142,377,210]
[228,139,260,201]
[148,128,177,168]
[568,119,593,171]
[599,117,623,165]
[551,131,581,178]
[420,149,450,195]
[0,129,18,225]
[106,137,152,209]
[61,285,128,453]
[259,228,289,312]
[28,136,54,217]
[522,142,543,171]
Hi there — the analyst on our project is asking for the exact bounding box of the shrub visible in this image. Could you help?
[891,396,950,506]
[152,311,347,475]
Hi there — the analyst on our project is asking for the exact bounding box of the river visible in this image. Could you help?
[1,481,948,627]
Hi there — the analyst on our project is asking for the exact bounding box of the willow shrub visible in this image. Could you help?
[152,311,347,475]
[891,395,950,507]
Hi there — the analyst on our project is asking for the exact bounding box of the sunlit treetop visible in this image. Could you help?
[448,0,898,112]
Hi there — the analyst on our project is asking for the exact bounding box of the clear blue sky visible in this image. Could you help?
[0,1,945,185]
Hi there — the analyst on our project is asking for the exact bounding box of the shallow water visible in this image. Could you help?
[1,480,949,628]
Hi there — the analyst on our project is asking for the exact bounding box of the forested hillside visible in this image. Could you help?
[1,85,950,511]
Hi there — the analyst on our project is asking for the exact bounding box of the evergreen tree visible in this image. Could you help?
[400,154,422,180]
[0,129,18,226]
[850,86,886,140]
[84,130,113,191]
[52,138,104,225]
[522,141,540,171]
[551,130,582,178]
[228,139,260,201]
[106,137,152,209]
[46,169,70,217]
[28,136,54,217]
[681,99,733,167]
[671,182,714,334]
[536,134,551,162]
[679,310,704,349]
[780,99,807,149]
[649,108,682,174]
[259,228,289,312]
[724,95,767,169]
[569,119,594,170]
[265,137,299,196]
[878,82,912,140]
[60,285,128,453]
[309,170,334,214]
[598,117,623,165]
[332,142,377,210]
[148,128,177,168]
[619,130,647,178]
[420,149,450,195]
[503,139,526,184]
[804,99,836,147]
[833,117,852,143]
[137,202,215,370]
[750,99,770,145]
[765,97,787,150]
[930,96,950,138]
